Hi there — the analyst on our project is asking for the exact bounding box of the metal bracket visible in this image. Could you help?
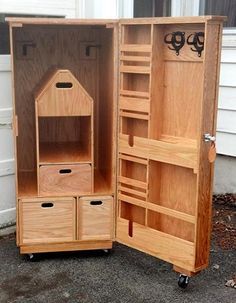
[85,44,101,57]
[204,133,216,142]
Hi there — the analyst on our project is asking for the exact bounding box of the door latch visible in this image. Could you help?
[204,133,216,142]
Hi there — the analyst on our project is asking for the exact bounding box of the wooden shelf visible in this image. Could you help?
[18,171,38,198]
[39,142,91,165]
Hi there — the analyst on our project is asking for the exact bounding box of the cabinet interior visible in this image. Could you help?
[13,24,116,197]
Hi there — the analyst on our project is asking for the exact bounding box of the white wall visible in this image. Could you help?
[75,0,133,18]
[217,30,236,157]
[0,0,76,17]
[0,55,16,228]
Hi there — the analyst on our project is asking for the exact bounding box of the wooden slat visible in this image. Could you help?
[118,194,195,224]
[119,96,150,113]
[120,55,151,62]
[120,111,150,120]
[118,186,147,198]
[120,44,152,52]
[120,89,150,98]
[119,153,148,165]
[120,65,151,74]
[116,218,195,271]
[118,176,147,190]
[119,134,197,171]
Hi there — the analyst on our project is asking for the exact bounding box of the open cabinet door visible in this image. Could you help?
[116,17,224,276]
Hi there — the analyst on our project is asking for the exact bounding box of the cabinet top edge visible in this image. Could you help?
[6,16,226,27]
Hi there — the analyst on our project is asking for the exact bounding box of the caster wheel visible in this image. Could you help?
[103,249,111,255]
[26,253,38,262]
[178,274,190,289]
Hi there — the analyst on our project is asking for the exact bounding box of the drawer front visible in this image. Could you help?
[19,198,76,244]
[78,196,114,240]
[39,164,92,195]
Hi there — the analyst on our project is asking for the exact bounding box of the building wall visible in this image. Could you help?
[0,0,76,17]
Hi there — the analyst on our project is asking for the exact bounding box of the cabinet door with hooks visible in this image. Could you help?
[116,17,224,276]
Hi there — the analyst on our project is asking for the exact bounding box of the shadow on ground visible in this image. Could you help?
[0,235,235,303]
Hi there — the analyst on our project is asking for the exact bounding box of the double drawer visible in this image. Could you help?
[19,197,76,245]
[39,163,92,195]
[19,196,114,245]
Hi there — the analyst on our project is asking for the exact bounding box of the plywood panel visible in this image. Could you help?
[162,61,203,139]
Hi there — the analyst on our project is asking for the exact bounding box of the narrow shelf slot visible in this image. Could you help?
[39,142,91,165]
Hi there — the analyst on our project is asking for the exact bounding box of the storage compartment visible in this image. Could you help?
[39,164,92,195]
[147,210,194,242]
[120,201,145,226]
[19,197,76,244]
[38,116,92,164]
[78,196,113,240]
[12,24,117,197]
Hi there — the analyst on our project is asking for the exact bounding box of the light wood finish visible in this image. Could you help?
[78,196,114,240]
[194,22,223,269]
[117,218,195,271]
[18,171,38,198]
[39,142,91,165]
[36,69,93,117]
[20,240,113,254]
[19,198,76,244]
[119,96,150,113]
[39,164,92,196]
[119,134,198,171]
[119,193,195,224]
[117,18,224,275]
[8,17,223,275]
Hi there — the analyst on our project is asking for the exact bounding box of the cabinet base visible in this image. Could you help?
[20,240,113,254]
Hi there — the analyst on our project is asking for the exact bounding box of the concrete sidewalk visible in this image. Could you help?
[0,235,235,303]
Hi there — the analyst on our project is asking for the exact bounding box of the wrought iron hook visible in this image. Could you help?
[187,32,204,57]
[164,31,185,56]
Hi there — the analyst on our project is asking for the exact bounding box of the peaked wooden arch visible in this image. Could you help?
[35,69,93,116]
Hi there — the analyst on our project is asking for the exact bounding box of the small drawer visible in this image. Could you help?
[19,197,76,244]
[78,196,114,240]
[39,164,92,195]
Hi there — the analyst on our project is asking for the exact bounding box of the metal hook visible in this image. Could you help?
[164,31,185,56]
[187,32,204,57]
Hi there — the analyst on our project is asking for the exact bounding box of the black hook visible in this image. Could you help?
[164,31,185,56]
[187,32,204,57]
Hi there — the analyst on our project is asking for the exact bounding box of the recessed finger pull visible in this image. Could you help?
[90,200,103,206]
[41,202,54,208]
[164,31,185,56]
[59,169,72,174]
[187,32,204,57]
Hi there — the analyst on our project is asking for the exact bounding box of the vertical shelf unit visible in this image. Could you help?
[7,16,224,281]
[117,18,224,276]
[35,69,94,195]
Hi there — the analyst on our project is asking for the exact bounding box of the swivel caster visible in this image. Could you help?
[26,253,38,262]
[178,274,190,289]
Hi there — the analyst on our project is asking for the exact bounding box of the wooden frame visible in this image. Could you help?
[7,16,224,277]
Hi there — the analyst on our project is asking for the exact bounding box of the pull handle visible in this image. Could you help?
[56,82,73,89]
[204,133,216,142]
[90,200,103,206]
[59,169,72,174]
[41,202,54,208]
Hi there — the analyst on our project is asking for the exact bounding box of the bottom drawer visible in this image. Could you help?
[19,198,76,244]
[78,196,114,240]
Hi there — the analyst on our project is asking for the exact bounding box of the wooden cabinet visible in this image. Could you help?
[7,16,224,279]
